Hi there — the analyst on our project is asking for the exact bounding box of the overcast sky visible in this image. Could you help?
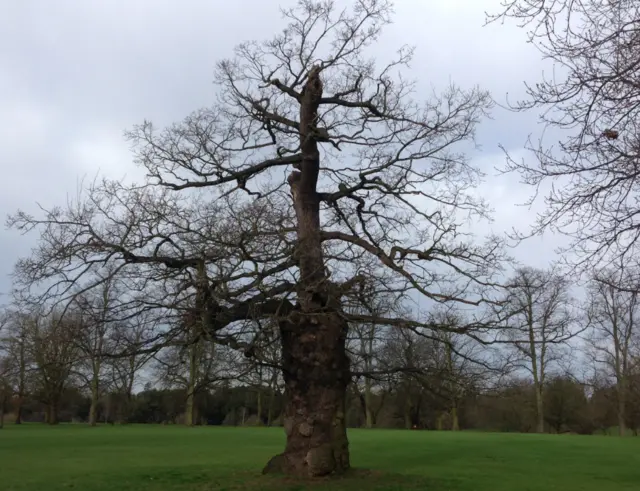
[0,0,564,299]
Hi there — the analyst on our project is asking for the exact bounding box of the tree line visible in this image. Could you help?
[2,0,640,479]
[2,265,639,436]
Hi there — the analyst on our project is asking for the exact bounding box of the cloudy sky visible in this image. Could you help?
[0,0,562,299]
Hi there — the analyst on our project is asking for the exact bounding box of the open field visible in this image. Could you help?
[1,425,639,491]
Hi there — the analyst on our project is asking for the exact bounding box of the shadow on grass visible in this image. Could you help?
[213,469,455,491]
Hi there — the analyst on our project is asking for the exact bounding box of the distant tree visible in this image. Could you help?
[544,376,590,434]
[72,271,122,426]
[586,269,640,436]
[107,312,156,422]
[0,355,11,429]
[426,308,494,432]
[345,273,399,429]
[497,267,577,433]
[379,328,432,429]
[154,315,224,426]
[27,311,82,424]
[588,381,618,435]
[0,309,31,424]
[237,321,283,427]
[625,362,640,435]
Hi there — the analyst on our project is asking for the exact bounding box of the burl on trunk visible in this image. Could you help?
[262,66,351,477]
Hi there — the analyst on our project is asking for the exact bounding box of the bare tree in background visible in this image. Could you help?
[427,307,493,432]
[0,353,11,429]
[0,309,31,424]
[586,268,640,436]
[490,0,640,272]
[237,321,283,427]
[154,313,226,426]
[73,271,121,426]
[349,320,387,429]
[9,0,504,477]
[107,312,156,422]
[26,311,81,425]
[497,267,578,433]
[378,328,429,429]
[346,273,402,429]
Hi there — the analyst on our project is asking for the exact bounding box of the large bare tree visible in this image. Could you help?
[491,0,640,272]
[9,0,504,477]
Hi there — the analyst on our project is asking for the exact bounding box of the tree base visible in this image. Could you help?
[262,454,287,475]
[262,447,350,478]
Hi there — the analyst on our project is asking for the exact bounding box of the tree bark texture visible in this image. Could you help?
[264,313,350,477]
[262,66,351,477]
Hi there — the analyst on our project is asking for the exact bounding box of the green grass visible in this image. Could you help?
[0,425,638,490]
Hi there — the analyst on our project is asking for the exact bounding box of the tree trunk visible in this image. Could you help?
[262,66,351,478]
[263,314,350,477]
[0,389,6,429]
[451,405,460,431]
[89,373,99,426]
[364,377,373,429]
[404,402,412,429]
[16,340,26,425]
[526,297,545,434]
[267,370,277,427]
[14,398,23,425]
[617,378,627,437]
[257,387,263,426]
[124,369,135,423]
[185,394,195,426]
[105,393,113,424]
[267,391,275,427]
[445,342,459,432]
[185,344,197,427]
[47,401,59,425]
[535,386,544,434]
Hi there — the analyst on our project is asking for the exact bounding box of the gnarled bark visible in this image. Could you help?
[263,313,350,477]
[263,66,351,477]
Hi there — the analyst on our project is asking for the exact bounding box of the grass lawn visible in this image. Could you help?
[0,425,638,490]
